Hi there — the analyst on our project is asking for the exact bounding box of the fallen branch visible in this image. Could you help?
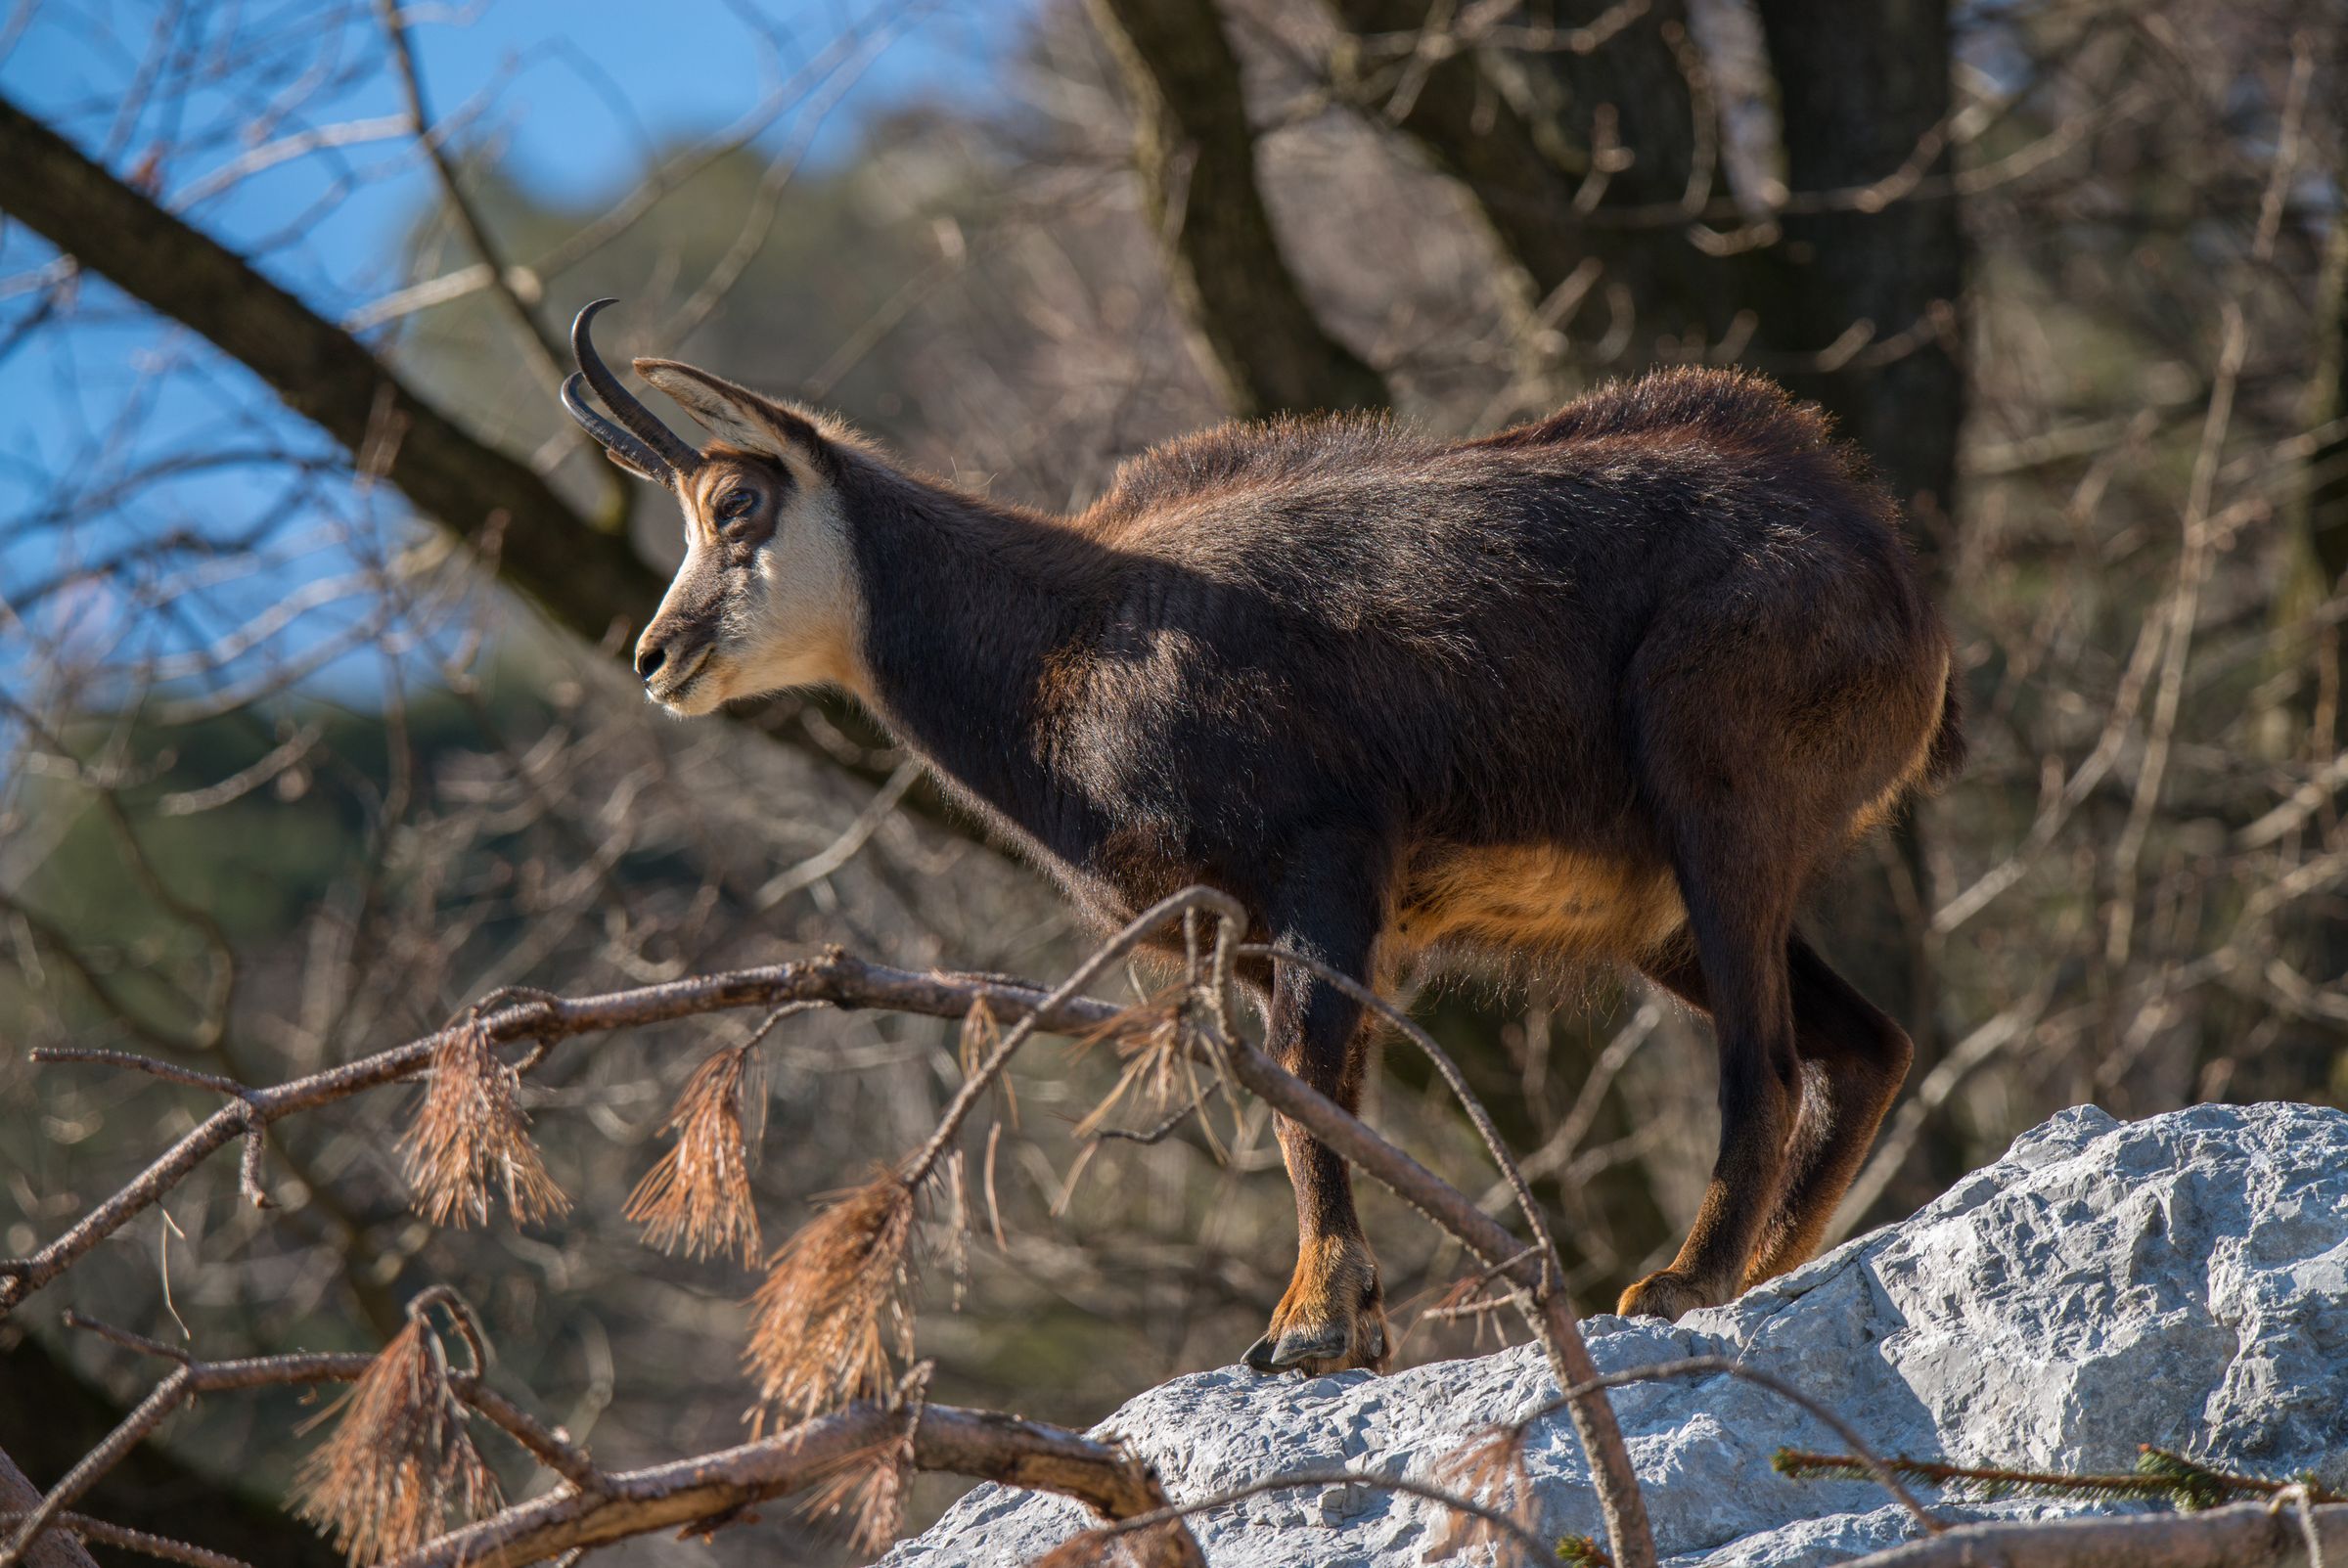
[6,1316,1197,1568]
[378,1404,1199,1568]
[1522,1357,1940,1533]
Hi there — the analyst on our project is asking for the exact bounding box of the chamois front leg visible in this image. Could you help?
[1244,890,1390,1376]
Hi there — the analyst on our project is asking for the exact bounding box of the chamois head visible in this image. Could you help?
[562,299,863,716]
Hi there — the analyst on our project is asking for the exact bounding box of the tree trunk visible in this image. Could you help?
[1088,0,1389,415]
[1746,0,1964,1203]
[1748,0,1964,566]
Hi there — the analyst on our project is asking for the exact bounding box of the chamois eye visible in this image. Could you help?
[716,489,757,523]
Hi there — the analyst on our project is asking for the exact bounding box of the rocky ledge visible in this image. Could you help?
[887,1101,2348,1566]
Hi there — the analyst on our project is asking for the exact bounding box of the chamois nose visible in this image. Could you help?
[635,641,666,681]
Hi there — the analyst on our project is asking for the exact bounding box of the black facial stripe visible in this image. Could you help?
[695,458,790,550]
[723,513,777,558]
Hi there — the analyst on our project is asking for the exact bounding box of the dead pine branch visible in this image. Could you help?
[6,888,1652,1568]
[745,1167,919,1426]
[0,1302,602,1568]
[398,1015,569,1229]
[291,1288,505,1564]
[623,1037,769,1264]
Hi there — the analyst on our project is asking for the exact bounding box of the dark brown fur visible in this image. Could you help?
[630,366,1962,1372]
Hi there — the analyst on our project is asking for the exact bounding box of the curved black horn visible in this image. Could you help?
[567,298,702,482]
[562,375,669,481]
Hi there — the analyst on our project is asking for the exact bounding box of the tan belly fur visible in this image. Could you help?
[1387,843,1686,963]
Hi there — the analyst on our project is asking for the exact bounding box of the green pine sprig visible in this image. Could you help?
[1773,1445,2341,1512]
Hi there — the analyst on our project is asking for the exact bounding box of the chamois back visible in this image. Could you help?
[1472,366,1834,457]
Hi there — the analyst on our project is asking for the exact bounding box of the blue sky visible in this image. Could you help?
[2,0,1029,316]
[0,0,1032,720]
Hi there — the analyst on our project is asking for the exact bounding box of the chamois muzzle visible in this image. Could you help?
[562,298,703,487]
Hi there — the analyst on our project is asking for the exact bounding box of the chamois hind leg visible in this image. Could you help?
[1243,858,1390,1376]
[1624,931,1912,1311]
[1742,935,1912,1284]
[1617,834,1801,1322]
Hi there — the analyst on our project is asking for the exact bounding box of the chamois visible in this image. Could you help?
[561,298,1962,1375]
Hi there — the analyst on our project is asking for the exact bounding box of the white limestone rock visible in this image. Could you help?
[885,1102,2348,1566]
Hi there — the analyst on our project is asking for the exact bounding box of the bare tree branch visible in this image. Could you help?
[0,91,655,646]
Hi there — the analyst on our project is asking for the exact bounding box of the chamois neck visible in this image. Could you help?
[834,454,1094,842]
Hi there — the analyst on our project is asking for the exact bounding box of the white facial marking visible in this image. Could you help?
[642,462,865,717]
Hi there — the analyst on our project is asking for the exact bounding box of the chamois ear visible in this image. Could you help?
[633,360,832,473]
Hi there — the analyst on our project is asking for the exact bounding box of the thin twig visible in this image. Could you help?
[373,0,564,390]
[1836,1500,2348,1568]
[0,1512,248,1568]
[26,1050,250,1098]
[901,886,1247,1188]
[755,758,922,910]
[1088,1092,1207,1145]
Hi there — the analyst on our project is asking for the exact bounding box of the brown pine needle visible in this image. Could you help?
[624,1043,764,1263]
[1428,1423,1538,1565]
[745,1170,917,1426]
[795,1428,913,1554]
[1028,1524,1187,1567]
[1027,1531,1115,1568]
[1070,987,1203,1142]
[960,998,1016,1129]
[291,1296,502,1565]
[398,1019,568,1229]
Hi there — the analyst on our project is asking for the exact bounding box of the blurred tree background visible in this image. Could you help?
[1,0,2342,1561]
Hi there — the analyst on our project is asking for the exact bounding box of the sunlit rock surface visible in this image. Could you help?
[886,1102,2348,1566]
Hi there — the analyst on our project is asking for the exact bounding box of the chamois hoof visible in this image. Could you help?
[1249,1236,1390,1373]
[1243,1297,1390,1375]
[1245,1322,1345,1373]
[1617,1267,1718,1322]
